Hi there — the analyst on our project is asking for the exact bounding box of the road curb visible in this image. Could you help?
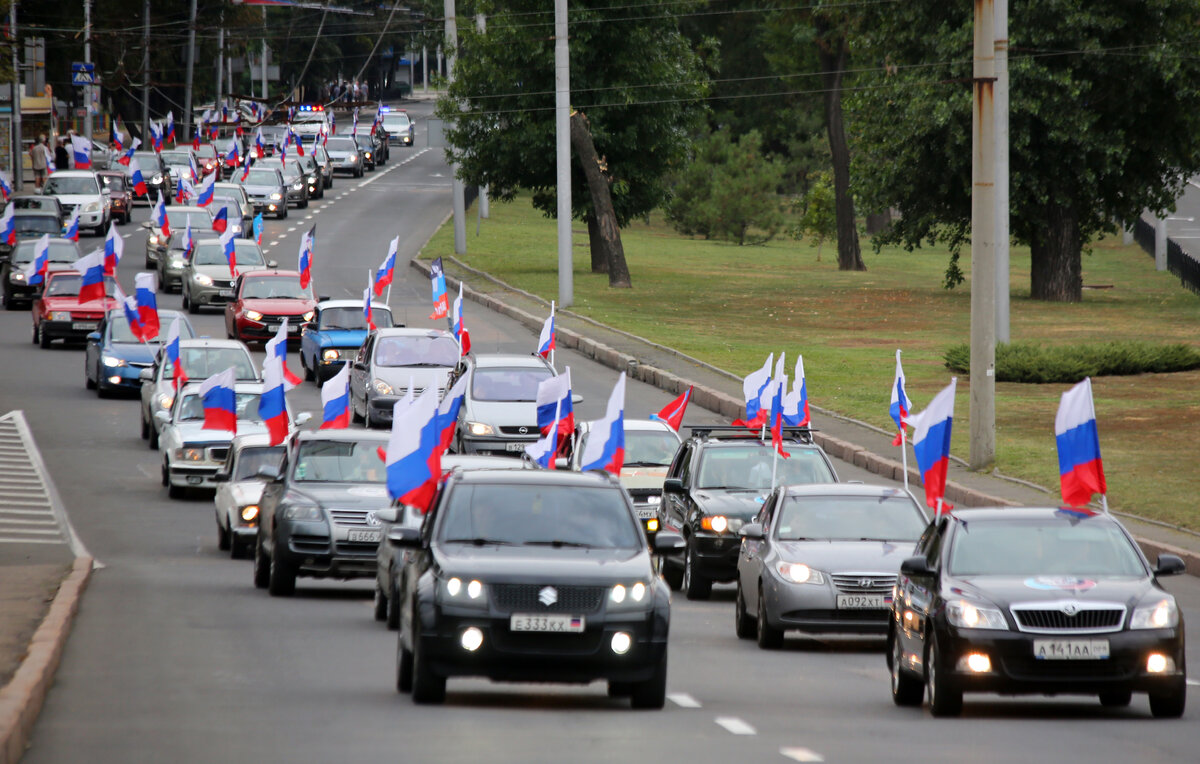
[409,258,1200,574]
[0,556,93,764]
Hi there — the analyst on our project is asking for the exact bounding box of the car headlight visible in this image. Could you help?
[349,155,358,163]
[149,234,160,246]
[308,174,317,183]
[151,173,163,185]
[174,447,206,462]
[441,576,486,605]
[302,310,315,322]
[945,599,1009,630]
[372,378,394,395]
[170,258,184,269]
[283,503,323,521]
[1130,598,1179,629]
[101,354,126,368]
[11,272,25,282]
[50,311,71,320]
[193,273,213,286]
[644,494,661,505]
[321,348,340,362]
[230,224,242,235]
[699,515,744,534]
[465,421,494,437]
[244,310,264,321]
[291,182,303,191]
[240,504,260,522]
[84,201,101,213]
[270,192,283,200]
[775,561,826,585]
[157,393,174,410]
[609,581,650,609]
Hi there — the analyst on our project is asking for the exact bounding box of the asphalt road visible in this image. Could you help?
[2,102,1198,763]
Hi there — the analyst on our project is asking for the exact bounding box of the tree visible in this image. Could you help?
[436,0,707,286]
[792,170,836,261]
[849,1,1200,302]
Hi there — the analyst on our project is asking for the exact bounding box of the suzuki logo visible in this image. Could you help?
[538,586,558,607]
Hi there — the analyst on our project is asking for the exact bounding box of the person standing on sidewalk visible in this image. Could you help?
[29,136,49,188]
[54,136,70,172]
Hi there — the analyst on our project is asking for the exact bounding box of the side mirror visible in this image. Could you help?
[86,331,101,342]
[153,410,170,424]
[662,477,684,494]
[900,556,932,577]
[140,221,153,230]
[294,412,313,426]
[255,465,281,482]
[387,526,422,549]
[139,368,154,381]
[553,457,569,470]
[571,394,583,405]
[318,294,331,302]
[266,260,278,269]
[373,507,398,524]
[1154,554,1187,577]
[738,523,764,540]
[653,532,685,554]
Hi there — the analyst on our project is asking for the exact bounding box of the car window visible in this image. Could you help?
[14,217,62,236]
[176,392,262,422]
[167,209,212,228]
[439,483,641,549]
[178,347,257,380]
[756,489,780,526]
[292,439,385,483]
[233,446,286,480]
[672,444,692,487]
[110,313,192,343]
[44,176,100,195]
[319,306,391,330]
[193,242,263,267]
[194,145,218,159]
[240,274,310,299]
[947,517,1146,577]
[470,367,553,402]
[326,138,357,152]
[99,174,127,192]
[12,240,79,264]
[623,430,680,467]
[774,494,926,542]
[696,445,834,490]
[373,335,459,368]
[241,169,280,185]
[160,151,192,165]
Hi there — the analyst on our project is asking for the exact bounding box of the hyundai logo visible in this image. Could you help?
[859,578,873,588]
[538,586,558,606]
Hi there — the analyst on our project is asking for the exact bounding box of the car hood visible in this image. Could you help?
[240,183,280,194]
[171,421,267,445]
[229,480,267,505]
[192,263,238,279]
[288,482,391,508]
[42,296,116,312]
[462,399,537,428]
[693,489,767,520]
[777,539,916,572]
[51,194,103,205]
[107,342,156,364]
[619,467,669,491]
[239,297,316,315]
[434,544,650,582]
[373,367,452,392]
[313,328,368,348]
[944,575,1158,609]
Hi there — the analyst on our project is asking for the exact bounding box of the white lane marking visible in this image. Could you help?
[287,226,297,232]
[122,233,133,239]
[311,209,321,215]
[0,538,66,544]
[1187,679,1200,686]
[304,214,314,219]
[667,692,701,708]
[780,748,824,763]
[715,717,756,736]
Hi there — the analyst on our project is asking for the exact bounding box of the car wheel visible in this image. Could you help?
[756,583,784,650]
[185,291,198,314]
[374,584,389,622]
[301,353,313,381]
[351,398,365,425]
[1148,680,1186,718]
[268,541,297,596]
[253,536,270,589]
[1098,690,1132,708]
[410,623,446,704]
[682,538,711,601]
[279,207,288,220]
[217,517,231,551]
[85,368,96,390]
[39,326,51,349]
[734,581,755,639]
[30,321,38,344]
[148,422,159,450]
[607,682,633,698]
[230,534,246,560]
[396,637,414,694]
[140,410,150,440]
[890,632,924,706]
[661,553,683,591]
[386,576,401,631]
[145,258,153,269]
[926,636,963,717]
[630,647,668,710]
[96,373,110,398]
[161,459,170,487]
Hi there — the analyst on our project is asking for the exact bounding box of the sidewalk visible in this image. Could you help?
[416,255,1200,576]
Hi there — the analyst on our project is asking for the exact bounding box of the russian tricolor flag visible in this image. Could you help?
[212,205,228,235]
[373,236,397,296]
[536,368,575,445]
[65,208,81,242]
[297,229,313,289]
[319,364,352,429]
[118,137,140,167]
[199,367,238,434]
[152,194,170,239]
[224,137,240,167]
[165,111,176,143]
[889,349,911,445]
[733,353,773,430]
[1055,378,1107,508]
[115,283,144,342]
[451,282,470,355]
[70,135,92,169]
[428,257,448,320]
[150,121,163,152]
[768,368,789,460]
[363,280,376,330]
[23,235,50,286]
[384,387,441,508]
[165,316,188,390]
[111,123,123,153]
[130,157,148,195]
[0,205,13,246]
[579,373,626,474]
[436,375,468,453]
[240,148,253,182]
[75,251,107,303]
[782,355,810,427]
[0,171,12,201]
[134,272,160,339]
[258,355,290,446]
[193,122,202,151]
[266,320,303,389]
[537,302,555,359]
[908,378,957,513]
[181,218,195,261]
[254,127,266,159]
[197,173,215,207]
[651,386,692,431]
[219,229,238,278]
[524,401,560,469]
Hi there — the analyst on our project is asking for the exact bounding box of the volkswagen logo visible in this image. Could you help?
[518,426,529,435]
[1061,603,1079,617]
[859,578,873,588]
[366,512,382,527]
[538,586,558,607]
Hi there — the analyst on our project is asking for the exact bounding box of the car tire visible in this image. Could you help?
[410,626,446,704]
[301,353,314,382]
[279,207,288,220]
[217,518,231,551]
[397,639,414,694]
[39,327,51,349]
[86,370,96,390]
[926,636,963,717]
[253,536,270,589]
[168,482,185,499]
[140,410,150,440]
[231,534,247,560]
[96,376,110,399]
[268,542,297,597]
[607,682,633,698]
[661,555,683,591]
[145,258,153,269]
[351,398,365,425]
[682,538,711,601]
[756,583,784,650]
[734,581,755,639]
[148,422,159,450]
[386,576,401,631]
[1098,690,1132,708]
[374,585,389,622]
[30,321,38,343]
[630,648,668,710]
[890,632,924,706]
[1148,680,1186,718]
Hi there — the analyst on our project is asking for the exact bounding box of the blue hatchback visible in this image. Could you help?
[299,299,395,385]
[85,309,196,397]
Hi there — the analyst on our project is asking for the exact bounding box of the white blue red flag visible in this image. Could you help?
[0,205,13,245]
[64,207,81,242]
[254,127,266,159]
[0,171,12,201]
[258,353,290,446]
[23,235,50,286]
[428,257,448,319]
[769,368,789,459]
[1055,378,1107,508]
[219,229,238,279]
[351,108,359,135]
[651,386,692,431]
[70,135,92,169]
[165,111,176,143]
[297,227,314,289]
[224,137,239,167]
[188,154,200,183]
[165,316,187,390]
[150,121,163,152]
[181,218,195,261]
[579,373,626,474]
[733,353,774,430]
[373,235,397,296]
[319,364,352,430]
[75,251,106,303]
[384,387,441,508]
[239,147,253,181]
[193,121,202,151]
[118,137,141,167]
[212,205,229,235]
[782,355,810,427]
[152,194,170,239]
[908,378,957,513]
[535,368,575,446]
[889,349,911,445]
[197,173,215,207]
[435,375,468,453]
[266,319,303,389]
[110,122,123,153]
[134,272,160,339]
[114,283,144,343]
[130,157,148,195]
[451,282,470,355]
[537,302,556,359]
[363,278,376,330]
[199,367,238,433]
[524,401,560,469]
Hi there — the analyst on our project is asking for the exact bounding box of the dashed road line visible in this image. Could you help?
[287,226,297,232]
[715,717,756,736]
[666,692,701,708]
[780,748,824,763]
[1187,679,1200,687]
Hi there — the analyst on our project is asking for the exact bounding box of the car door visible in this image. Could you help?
[224,274,244,336]
[300,305,320,369]
[738,487,780,606]
[897,517,948,662]
[660,443,693,535]
[350,334,374,417]
[84,316,105,382]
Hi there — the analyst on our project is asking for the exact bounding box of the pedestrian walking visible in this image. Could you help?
[29,135,49,188]
[54,137,70,172]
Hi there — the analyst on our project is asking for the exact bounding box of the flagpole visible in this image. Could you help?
[900,428,910,493]
[550,300,555,369]
[770,447,778,491]
[1100,494,1109,514]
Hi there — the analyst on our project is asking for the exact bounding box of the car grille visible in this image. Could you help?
[490,584,607,615]
[333,540,379,556]
[207,446,230,463]
[290,534,330,554]
[831,574,896,594]
[61,203,78,216]
[1001,656,1137,682]
[1010,604,1126,633]
[211,278,234,290]
[627,488,660,503]
[498,425,539,436]
[329,508,379,527]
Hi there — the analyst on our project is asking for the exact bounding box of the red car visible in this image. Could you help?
[194,143,223,181]
[32,271,118,348]
[224,269,317,345]
[97,171,132,224]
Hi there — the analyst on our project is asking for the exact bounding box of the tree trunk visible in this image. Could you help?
[816,24,865,272]
[1029,201,1082,302]
[570,111,631,288]
[586,212,608,273]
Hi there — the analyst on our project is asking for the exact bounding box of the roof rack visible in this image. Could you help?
[687,425,817,445]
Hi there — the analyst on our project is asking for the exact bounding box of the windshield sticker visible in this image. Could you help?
[1024,576,1097,592]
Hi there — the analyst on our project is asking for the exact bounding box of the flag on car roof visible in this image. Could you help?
[75,251,106,303]
[537,302,555,360]
[435,374,468,453]
[165,111,176,143]
[373,235,397,296]
[0,171,12,201]
[70,135,92,169]
[889,349,911,446]
[212,204,229,235]
[769,368,789,460]
[114,282,144,343]
[193,121,202,151]
[181,218,195,262]
[134,272,160,340]
[266,320,303,389]
[254,127,266,159]
[23,235,50,286]
[535,368,575,448]
[64,207,81,242]
[150,121,163,152]
[907,378,957,513]
[0,205,13,245]
[428,257,448,319]
[782,356,810,427]
[224,137,240,168]
[258,353,290,446]
[732,353,773,430]
[110,122,123,154]
[1055,377,1107,508]
[197,173,215,207]
[297,227,314,289]
[651,386,692,431]
[579,373,626,474]
[383,387,441,509]
[199,367,238,434]
[239,147,253,182]
[319,364,351,430]
[152,194,170,240]
[525,400,560,469]
[219,229,238,279]
[165,316,187,389]
[451,282,470,355]
[118,137,141,166]
[363,276,376,331]
[129,157,148,195]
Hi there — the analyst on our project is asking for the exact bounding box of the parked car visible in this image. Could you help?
[96,171,132,224]
[348,328,459,429]
[84,308,194,397]
[43,171,111,235]
[213,433,286,558]
[2,237,80,309]
[448,353,557,456]
[223,269,317,345]
[299,299,395,385]
[235,166,287,219]
[182,238,274,312]
[31,270,117,348]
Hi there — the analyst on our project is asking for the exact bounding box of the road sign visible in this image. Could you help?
[70,62,95,86]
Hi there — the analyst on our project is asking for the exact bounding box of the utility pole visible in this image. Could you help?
[476,13,488,219]
[422,46,428,93]
[11,1,22,191]
[445,0,466,254]
[554,0,572,307]
[994,0,1010,344]
[970,0,996,470]
[183,0,197,142]
[216,19,224,115]
[142,0,149,138]
[82,0,92,140]
[261,9,268,100]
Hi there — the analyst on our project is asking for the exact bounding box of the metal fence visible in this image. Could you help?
[1132,218,1200,296]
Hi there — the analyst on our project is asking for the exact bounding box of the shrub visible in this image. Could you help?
[943,341,1200,383]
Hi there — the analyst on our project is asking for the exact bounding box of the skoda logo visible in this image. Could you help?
[366,512,382,527]
[538,586,558,607]
[1061,603,1079,616]
[859,578,873,588]
[518,426,529,435]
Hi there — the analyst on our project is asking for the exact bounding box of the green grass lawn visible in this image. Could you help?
[422,197,1200,529]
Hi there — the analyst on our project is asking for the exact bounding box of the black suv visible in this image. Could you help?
[658,426,839,600]
[389,468,684,707]
[253,429,393,596]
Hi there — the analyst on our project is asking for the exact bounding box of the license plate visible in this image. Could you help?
[836,594,888,609]
[72,322,97,331]
[218,289,234,297]
[635,507,657,519]
[287,324,299,333]
[347,530,381,543]
[1034,639,1110,660]
[510,614,585,633]
[505,442,527,452]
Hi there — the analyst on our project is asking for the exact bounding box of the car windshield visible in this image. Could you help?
[167,209,211,228]
[374,335,459,367]
[240,169,279,186]
[194,145,218,159]
[177,392,263,423]
[383,116,410,130]
[354,136,373,149]
[160,151,191,165]
[14,217,62,236]
[233,446,285,480]
[44,176,99,195]
[293,439,385,483]
[326,138,357,152]
[10,198,54,211]
[44,276,117,298]
[214,200,243,218]
[439,483,641,549]
[177,347,257,380]
[110,312,192,343]
[132,152,160,167]
[470,367,553,402]
[621,430,680,467]
[775,494,925,541]
[12,241,79,264]
[697,445,835,490]
[98,174,127,192]
[948,516,1147,577]
[193,242,264,267]
[319,306,392,330]
[240,275,310,299]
